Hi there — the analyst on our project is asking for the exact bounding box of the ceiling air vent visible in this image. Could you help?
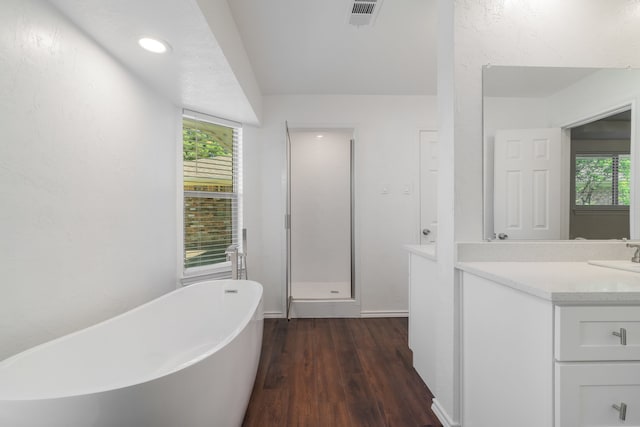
[347,0,384,27]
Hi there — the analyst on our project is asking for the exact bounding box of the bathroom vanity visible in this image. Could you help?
[406,244,438,393]
[458,261,640,427]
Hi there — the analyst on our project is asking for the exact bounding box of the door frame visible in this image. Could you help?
[283,123,361,318]
[558,101,636,239]
[418,129,439,244]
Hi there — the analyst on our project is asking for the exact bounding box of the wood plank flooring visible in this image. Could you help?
[242,318,442,427]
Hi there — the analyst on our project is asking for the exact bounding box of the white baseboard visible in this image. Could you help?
[264,311,284,319]
[263,309,408,319]
[359,310,408,318]
[432,399,460,427]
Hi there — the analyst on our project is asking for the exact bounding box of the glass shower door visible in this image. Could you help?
[286,128,353,308]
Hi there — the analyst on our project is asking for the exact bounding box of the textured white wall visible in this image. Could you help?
[0,0,179,360]
[243,95,436,315]
[196,0,263,124]
[435,0,640,424]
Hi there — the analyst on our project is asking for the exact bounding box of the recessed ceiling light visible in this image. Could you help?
[316,134,324,138]
[138,37,170,54]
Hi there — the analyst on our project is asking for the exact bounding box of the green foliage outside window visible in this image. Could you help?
[183,118,233,161]
[619,156,631,205]
[575,155,630,206]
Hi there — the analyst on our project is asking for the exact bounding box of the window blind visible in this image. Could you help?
[574,154,630,207]
[182,112,242,272]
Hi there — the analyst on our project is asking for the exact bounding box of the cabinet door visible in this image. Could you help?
[556,362,640,426]
[408,254,437,392]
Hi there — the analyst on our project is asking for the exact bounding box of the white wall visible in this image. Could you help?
[243,95,436,316]
[290,130,351,287]
[435,0,640,424]
[548,69,640,127]
[196,0,262,124]
[0,0,179,360]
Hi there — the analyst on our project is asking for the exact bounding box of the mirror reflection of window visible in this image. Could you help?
[574,154,630,206]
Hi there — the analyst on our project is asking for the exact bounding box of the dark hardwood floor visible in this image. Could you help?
[242,317,442,427]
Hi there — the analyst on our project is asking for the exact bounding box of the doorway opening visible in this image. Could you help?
[286,128,354,302]
[569,110,631,239]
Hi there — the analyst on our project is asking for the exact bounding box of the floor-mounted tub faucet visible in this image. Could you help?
[225,245,241,279]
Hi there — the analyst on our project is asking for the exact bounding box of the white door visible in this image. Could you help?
[420,130,438,243]
[494,128,562,240]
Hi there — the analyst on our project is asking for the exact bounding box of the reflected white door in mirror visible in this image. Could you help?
[494,128,562,240]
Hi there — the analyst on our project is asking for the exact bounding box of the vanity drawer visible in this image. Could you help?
[555,362,640,427]
[555,306,640,361]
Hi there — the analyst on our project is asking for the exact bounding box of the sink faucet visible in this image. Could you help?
[626,243,640,263]
[225,245,240,279]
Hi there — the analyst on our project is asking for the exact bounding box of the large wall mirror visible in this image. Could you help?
[483,66,640,241]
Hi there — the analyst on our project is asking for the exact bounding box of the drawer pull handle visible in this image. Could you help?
[612,402,627,421]
[612,328,627,345]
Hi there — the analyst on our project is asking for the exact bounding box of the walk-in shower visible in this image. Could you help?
[286,126,354,313]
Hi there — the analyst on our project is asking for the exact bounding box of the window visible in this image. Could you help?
[574,154,630,207]
[182,111,242,274]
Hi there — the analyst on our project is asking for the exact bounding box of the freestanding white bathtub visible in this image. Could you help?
[0,279,264,427]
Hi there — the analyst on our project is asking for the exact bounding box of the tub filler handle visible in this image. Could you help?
[225,245,245,280]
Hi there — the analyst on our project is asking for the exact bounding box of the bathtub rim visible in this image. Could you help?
[0,279,263,401]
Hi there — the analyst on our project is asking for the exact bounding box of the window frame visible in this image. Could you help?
[179,110,243,284]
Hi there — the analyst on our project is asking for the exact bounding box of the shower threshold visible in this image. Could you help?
[291,281,351,299]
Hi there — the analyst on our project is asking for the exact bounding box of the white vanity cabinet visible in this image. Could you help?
[407,247,438,394]
[555,306,640,426]
[459,264,640,427]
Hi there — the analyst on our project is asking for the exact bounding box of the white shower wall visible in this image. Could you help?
[290,130,352,298]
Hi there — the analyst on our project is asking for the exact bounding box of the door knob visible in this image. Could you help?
[422,229,431,236]
[497,233,509,240]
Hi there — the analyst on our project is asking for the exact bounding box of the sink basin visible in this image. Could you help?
[588,260,640,273]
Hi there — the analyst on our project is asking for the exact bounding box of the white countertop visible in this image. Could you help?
[457,261,640,303]
[405,244,436,261]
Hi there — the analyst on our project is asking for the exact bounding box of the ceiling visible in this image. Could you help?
[47,0,260,124]
[482,66,600,98]
[229,0,437,95]
[46,0,436,124]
